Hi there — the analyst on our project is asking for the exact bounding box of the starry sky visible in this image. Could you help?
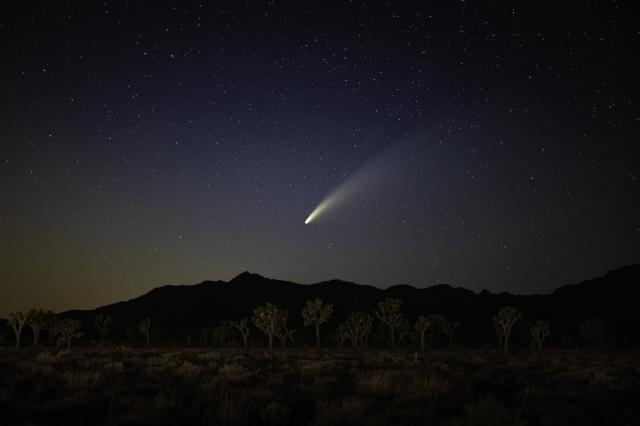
[1,2,639,316]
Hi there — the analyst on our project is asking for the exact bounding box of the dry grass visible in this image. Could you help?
[0,347,638,425]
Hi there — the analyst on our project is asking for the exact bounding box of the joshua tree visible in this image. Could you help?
[138,318,151,345]
[579,318,606,348]
[232,319,251,351]
[494,306,522,354]
[338,311,373,350]
[253,303,284,352]
[530,320,551,355]
[55,319,83,349]
[27,308,50,348]
[274,310,294,349]
[375,298,404,350]
[94,313,113,349]
[302,297,333,350]
[442,319,460,346]
[414,316,431,351]
[8,311,30,350]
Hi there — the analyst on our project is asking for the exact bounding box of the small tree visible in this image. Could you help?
[274,310,294,349]
[8,311,30,350]
[27,308,49,348]
[94,313,113,349]
[232,319,250,351]
[302,298,333,350]
[494,306,522,354]
[374,298,404,350]
[253,303,283,353]
[55,319,83,349]
[414,316,431,351]
[138,318,151,345]
[338,311,372,350]
[442,320,459,346]
[530,320,551,355]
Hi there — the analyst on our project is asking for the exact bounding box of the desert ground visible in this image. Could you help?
[1,346,639,426]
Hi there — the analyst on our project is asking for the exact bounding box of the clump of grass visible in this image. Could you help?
[176,361,202,379]
[218,363,252,383]
[357,370,398,396]
[63,369,102,389]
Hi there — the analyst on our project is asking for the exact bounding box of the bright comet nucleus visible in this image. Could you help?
[304,200,331,224]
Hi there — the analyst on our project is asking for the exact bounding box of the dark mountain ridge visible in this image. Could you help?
[63,265,640,346]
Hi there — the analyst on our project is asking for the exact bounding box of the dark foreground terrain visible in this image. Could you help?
[1,347,639,426]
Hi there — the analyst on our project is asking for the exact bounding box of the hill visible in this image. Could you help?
[63,265,640,345]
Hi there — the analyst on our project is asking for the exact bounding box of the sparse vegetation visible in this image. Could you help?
[442,318,459,346]
[53,318,83,349]
[94,313,113,349]
[0,346,638,426]
[138,318,151,345]
[494,306,522,354]
[414,315,431,351]
[0,299,637,426]
[253,303,284,353]
[8,311,29,350]
[338,311,373,350]
[530,320,551,355]
[302,298,333,350]
[231,319,250,351]
[26,308,50,348]
[374,298,404,350]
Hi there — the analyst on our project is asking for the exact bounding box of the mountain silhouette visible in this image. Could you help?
[63,265,640,346]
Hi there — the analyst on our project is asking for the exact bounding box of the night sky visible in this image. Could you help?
[1,2,639,316]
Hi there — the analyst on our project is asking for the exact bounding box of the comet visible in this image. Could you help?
[304,185,353,224]
[304,155,386,224]
[303,138,419,224]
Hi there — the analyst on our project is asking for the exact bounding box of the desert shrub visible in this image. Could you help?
[357,370,399,396]
[176,360,202,379]
[218,363,252,383]
[63,370,102,388]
